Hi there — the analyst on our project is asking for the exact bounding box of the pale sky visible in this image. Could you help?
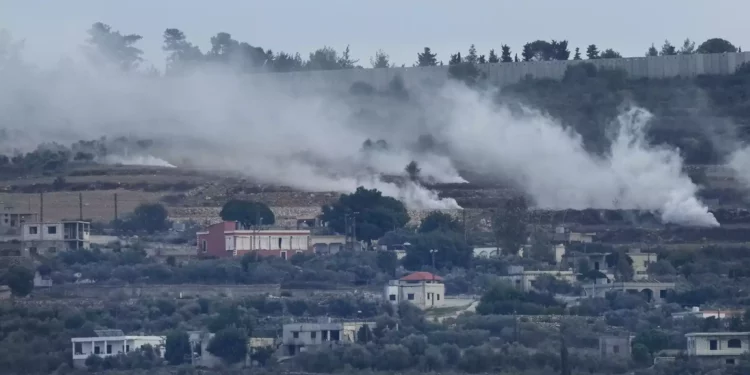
[1,0,747,70]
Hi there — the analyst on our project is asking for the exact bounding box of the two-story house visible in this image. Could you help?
[384,271,445,309]
[23,220,90,255]
[196,221,312,259]
[281,319,375,356]
[686,332,750,365]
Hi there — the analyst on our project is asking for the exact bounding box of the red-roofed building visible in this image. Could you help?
[385,271,445,309]
[399,272,443,282]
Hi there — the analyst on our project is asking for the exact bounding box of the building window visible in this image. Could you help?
[726,358,736,365]
[728,339,742,348]
[710,339,718,350]
[322,330,329,341]
[106,345,112,354]
[330,330,340,341]
[125,345,130,352]
[74,342,83,354]
[94,346,101,354]
[201,240,207,252]
[659,290,667,298]
[292,331,299,339]
[436,294,440,300]
[47,226,57,234]
[311,331,317,339]
[281,251,288,260]
[28,226,37,234]
[407,293,414,300]
[389,294,396,301]
[278,238,282,249]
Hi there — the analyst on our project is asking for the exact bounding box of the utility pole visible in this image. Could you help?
[429,249,438,308]
[113,193,118,220]
[462,209,467,242]
[39,192,44,223]
[352,211,358,250]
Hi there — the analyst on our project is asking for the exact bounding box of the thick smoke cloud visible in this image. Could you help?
[428,84,718,227]
[0,30,719,225]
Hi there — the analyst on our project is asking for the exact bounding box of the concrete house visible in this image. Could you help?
[281,319,375,356]
[627,249,657,280]
[672,307,744,320]
[23,220,90,255]
[582,281,675,303]
[385,271,445,309]
[0,206,36,233]
[71,329,165,368]
[500,266,577,292]
[686,332,750,365]
[197,221,312,259]
[599,333,634,359]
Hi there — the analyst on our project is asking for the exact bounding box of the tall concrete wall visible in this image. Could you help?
[257,52,750,90]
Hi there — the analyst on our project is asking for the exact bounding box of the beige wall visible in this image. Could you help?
[688,335,750,356]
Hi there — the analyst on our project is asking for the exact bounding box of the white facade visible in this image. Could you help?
[582,281,675,302]
[385,277,445,309]
[500,267,577,292]
[72,333,165,368]
[628,250,657,280]
[22,221,90,254]
[686,332,750,357]
[223,229,310,253]
[673,307,743,320]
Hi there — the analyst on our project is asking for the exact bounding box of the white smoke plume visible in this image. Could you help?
[101,154,175,168]
[0,30,719,223]
[433,83,718,227]
[0,37,461,210]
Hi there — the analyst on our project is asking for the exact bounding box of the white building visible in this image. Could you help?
[23,220,90,255]
[197,221,312,259]
[385,271,445,309]
[626,249,657,280]
[672,307,744,320]
[282,319,375,356]
[71,329,165,368]
[686,332,750,365]
[582,281,676,303]
[500,266,577,292]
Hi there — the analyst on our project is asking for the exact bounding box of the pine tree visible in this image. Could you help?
[660,40,677,56]
[573,47,581,60]
[501,45,513,62]
[449,52,462,65]
[586,44,599,59]
[478,55,486,64]
[514,54,519,62]
[680,38,695,54]
[646,44,658,56]
[465,44,478,64]
[416,47,437,66]
[488,49,500,63]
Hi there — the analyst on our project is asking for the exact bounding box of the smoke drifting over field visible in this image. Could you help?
[0,30,719,225]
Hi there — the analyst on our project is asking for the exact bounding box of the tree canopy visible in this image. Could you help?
[320,187,409,243]
[220,199,275,227]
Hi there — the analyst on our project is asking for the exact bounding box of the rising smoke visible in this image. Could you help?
[430,83,718,227]
[0,29,720,225]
